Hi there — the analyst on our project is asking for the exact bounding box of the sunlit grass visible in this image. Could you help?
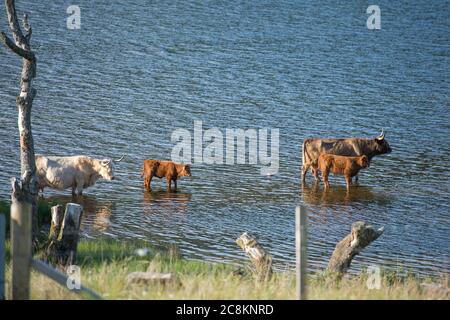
[3,239,448,300]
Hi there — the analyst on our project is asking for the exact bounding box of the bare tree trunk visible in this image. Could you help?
[1,0,38,241]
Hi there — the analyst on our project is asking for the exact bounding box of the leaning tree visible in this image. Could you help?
[0,0,38,240]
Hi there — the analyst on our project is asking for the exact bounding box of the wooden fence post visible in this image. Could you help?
[296,206,307,300]
[11,201,32,300]
[0,213,5,300]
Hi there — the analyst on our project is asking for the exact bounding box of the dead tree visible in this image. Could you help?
[327,221,384,277]
[1,1,39,240]
[236,232,273,281]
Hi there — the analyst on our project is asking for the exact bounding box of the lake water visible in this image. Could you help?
[0,0,449,276]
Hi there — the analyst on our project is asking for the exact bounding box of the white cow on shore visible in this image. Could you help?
[36,154,124,196]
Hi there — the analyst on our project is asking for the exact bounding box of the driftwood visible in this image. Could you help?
[328,221,384,277]
[1,0,39,242]
[45,203,83,267]
[236,232,273,281]
[126,272,179,287]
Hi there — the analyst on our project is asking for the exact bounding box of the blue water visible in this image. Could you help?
[0,0,449,276]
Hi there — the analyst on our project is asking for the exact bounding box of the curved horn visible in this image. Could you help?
[114,154,125,162]
[377,129,385,140]
[101,159,111,166]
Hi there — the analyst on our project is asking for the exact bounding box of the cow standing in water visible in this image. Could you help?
[36,155,125,196]
[141,160,191,191]
[312,154,370,190]
[301,130,392,183]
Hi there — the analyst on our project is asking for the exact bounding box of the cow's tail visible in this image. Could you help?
[302,140,307,168]
[302,139,312,168]
[140,164,144,177]
[301,139,313,180]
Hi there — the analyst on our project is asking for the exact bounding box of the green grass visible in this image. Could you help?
[3,239,449,300]
[0,199,54,236]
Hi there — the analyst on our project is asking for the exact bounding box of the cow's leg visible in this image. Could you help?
[313,167,321,182]
[345,175,352,191]
[354,174,359,183]
[173,179,177,191]
[301,164,310,183]
[143,175,148,190]
[76,183,83,196]
[323,169,330,189]
[148,176,153,190]
[313,167,320,182]
[75,176,84,196]
[166,176,172,191]
[73,185,83,196]
[144,174,153,191]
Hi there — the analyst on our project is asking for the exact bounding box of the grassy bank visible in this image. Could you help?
[0,199,54,235]
[3,239,449,300]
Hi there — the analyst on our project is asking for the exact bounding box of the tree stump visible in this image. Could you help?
[236,232,273,281]
[48,205,63,241]
[45,203,83,267]
[327,221,384,277]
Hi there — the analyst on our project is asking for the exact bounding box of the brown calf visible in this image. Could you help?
[141,160,191,191]
[312,154,369,190]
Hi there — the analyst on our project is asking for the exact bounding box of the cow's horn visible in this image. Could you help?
[114,154,125,162]
[377,129,385,140]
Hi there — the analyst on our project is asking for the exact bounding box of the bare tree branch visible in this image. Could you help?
[4,0,28,48]
[23,14,32,43]
[0,31,35,60]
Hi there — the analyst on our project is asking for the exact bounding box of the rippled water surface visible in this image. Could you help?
[0,1,449,275]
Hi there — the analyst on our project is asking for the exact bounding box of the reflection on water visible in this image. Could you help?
[301,183,393,206]
[142,190,191,216]
[45,195,115,233]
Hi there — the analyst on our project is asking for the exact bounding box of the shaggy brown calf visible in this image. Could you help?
[312,154,369,190]
[141,160,191,191]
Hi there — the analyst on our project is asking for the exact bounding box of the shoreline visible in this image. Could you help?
[2,238,449,300]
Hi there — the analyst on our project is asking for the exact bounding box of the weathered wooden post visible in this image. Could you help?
[49,205,63,241]
[58,203,83,266]
[296,206,307,300]
[327,221,384,277]
[45,205,63,264]
[10,196,32,300]
[45,203,83,267]
[236,232,272,282]
[0,213,5,300]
